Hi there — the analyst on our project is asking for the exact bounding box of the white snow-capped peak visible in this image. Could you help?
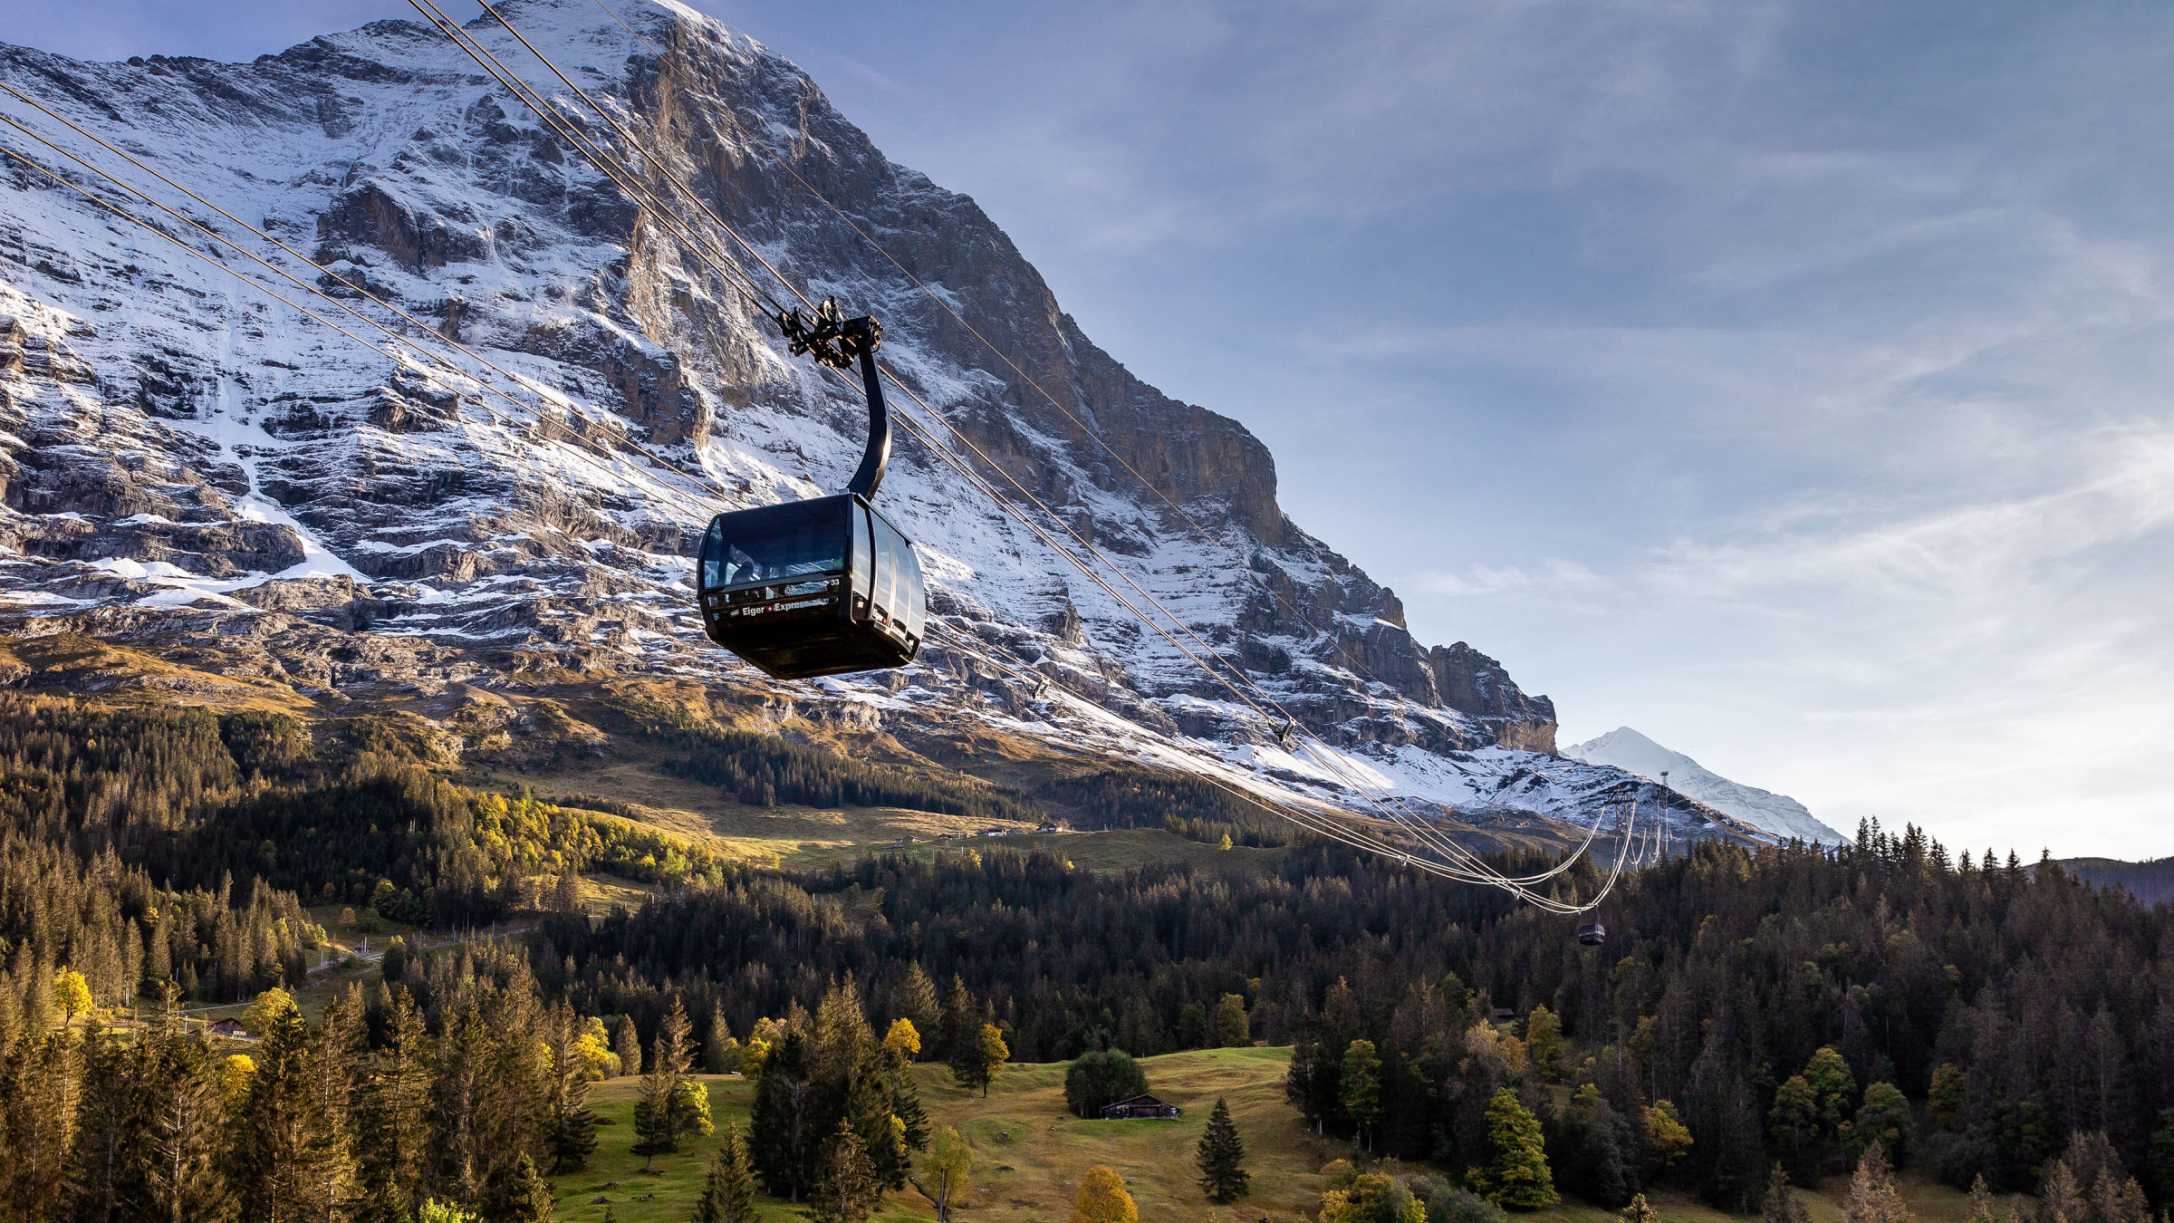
[1564,727,1844,845]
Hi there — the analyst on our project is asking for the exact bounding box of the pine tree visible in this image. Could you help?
[70,1022,146,1222]
[897,964,941,1058]
[1762,1164,1812,1223]
[2149,1110,2174,1208]
[936,976,975,1066]
[544,1002,599,1174]
[1195,1096,1250,1203]
[482,1152,554,1223]
[633,997,708,1169]
[809,1117,878,1223]
[695,1122,759,1223]
[613,1014,642,1078]
[2039,1158,2085,1223]
[144,1008,232,1222]
[1468,1087,1559,1209]
[228,1003,351,1221]
[1620,1196,1659,1223]
[749,1030,818,1201]
[1844,1143,1911,1223]
[359,986,433,1222]
[703,1005,733,1074]
[889,1054,930,1155]
[951,1023,1008,1097]
[299,985,364,1220]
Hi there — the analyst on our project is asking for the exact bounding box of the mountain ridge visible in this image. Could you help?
[0,0,1743,845]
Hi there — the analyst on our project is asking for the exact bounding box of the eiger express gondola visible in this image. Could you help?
[696,300,925,679]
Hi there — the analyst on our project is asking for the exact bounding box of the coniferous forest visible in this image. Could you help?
[1,694,2171,1220]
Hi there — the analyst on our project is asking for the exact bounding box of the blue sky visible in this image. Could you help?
[14,1,2173,859]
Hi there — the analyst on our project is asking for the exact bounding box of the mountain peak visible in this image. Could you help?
[1565,727,1844,845]
[0,6,1701,841]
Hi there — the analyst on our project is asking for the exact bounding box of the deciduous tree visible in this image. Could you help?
[1070,1165,1139,1223]
[917,1125,973,1221]
[1340,1039,1383,1153]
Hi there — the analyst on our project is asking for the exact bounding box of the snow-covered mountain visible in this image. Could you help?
[0,0,1753,845]
[1564,727,1843,845]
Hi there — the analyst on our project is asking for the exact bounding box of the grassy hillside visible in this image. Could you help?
[550,1050,2029,1222]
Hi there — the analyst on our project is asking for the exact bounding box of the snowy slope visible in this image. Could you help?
[1564,727,1843,845]
[0,0,1749,845]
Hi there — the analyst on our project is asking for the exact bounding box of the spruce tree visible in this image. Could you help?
[145,1011,232,1222]
[359,986,433,1222]
[544,1002,598,1173]
[1468,1087,1559,1210]
[300,985,364,1220]
[1194,1096,1250,1203]
[809,1117,878,1223]
[483,1152,554,1223]
[703,1005,732,1074]
[229,1004,349,1220]
[633,997,708,1169]
[613,1014,642,1078]
[1620,1195,1659,1223]
[70,1022,145,1222]
[749,1030,817,1201]
[936,977,975,1066]
[898,964,941,1054]
[889,1055,930,1155]
[695,1122,759,1223]
[1843,1143,1910,1223]
[1762,1164,1812,1223]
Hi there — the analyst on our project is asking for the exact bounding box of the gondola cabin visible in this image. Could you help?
[1576,921,1607,947]
[697,492,925,680]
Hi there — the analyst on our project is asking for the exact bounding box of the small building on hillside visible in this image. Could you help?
[207,1019,249,1040]
[1099,1093,1181,1120]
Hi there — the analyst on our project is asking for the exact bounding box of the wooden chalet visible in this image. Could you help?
[1098,1093,1181,1120]
[207,1018,249,1040]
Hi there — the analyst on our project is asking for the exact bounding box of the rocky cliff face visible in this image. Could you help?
[0,0,1716,833]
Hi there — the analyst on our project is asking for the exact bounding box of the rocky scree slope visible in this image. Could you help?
[0,0,1749,840]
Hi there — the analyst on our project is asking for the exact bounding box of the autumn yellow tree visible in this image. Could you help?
[884,1017,922,1060]
[1070,1165,1138,1223]
[242,986,297,1036]
[53,968,93,1027]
